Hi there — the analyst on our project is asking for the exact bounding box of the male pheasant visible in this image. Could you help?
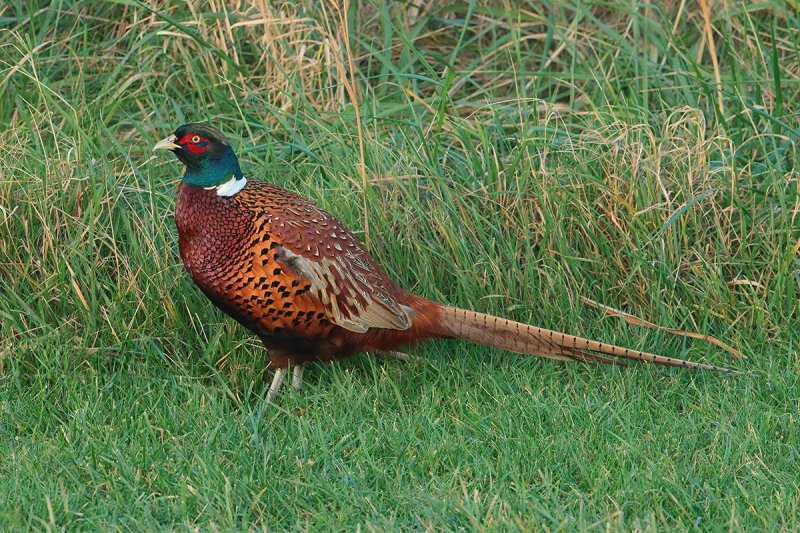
[153,123,736,400]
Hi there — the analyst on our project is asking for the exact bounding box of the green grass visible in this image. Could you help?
[1,0,798,529]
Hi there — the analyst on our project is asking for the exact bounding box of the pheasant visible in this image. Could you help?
[153,123,737,400]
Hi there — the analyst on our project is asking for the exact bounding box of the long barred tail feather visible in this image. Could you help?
[431,305,738,374]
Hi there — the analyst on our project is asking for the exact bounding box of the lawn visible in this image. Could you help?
[0,0,798,529]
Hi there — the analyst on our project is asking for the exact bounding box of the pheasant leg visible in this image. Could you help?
[291,364,304,390]
[266,368,285,402]
[385,351,412,362]
[370,351,413,362]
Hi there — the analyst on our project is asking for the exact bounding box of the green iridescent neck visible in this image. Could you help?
[182,149,243,188]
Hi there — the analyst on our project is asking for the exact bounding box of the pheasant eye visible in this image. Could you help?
[191,135,201,144]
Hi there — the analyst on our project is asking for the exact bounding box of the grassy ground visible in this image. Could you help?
[1,0,798,529]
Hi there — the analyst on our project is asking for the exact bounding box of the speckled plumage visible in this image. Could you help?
[153,123,738,388]
[175,180,431,368]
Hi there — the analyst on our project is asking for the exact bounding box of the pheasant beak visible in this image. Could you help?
[153,134,180,152]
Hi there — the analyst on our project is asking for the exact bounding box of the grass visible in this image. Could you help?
[0,0,798,529]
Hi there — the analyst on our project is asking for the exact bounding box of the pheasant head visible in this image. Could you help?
[153,123,244,193]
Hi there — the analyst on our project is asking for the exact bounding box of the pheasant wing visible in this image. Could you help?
[270,199,413,333]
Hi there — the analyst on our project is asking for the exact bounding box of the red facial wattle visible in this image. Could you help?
[177,133,209,154]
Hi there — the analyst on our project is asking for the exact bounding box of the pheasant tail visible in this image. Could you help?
[428,304,738,374]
